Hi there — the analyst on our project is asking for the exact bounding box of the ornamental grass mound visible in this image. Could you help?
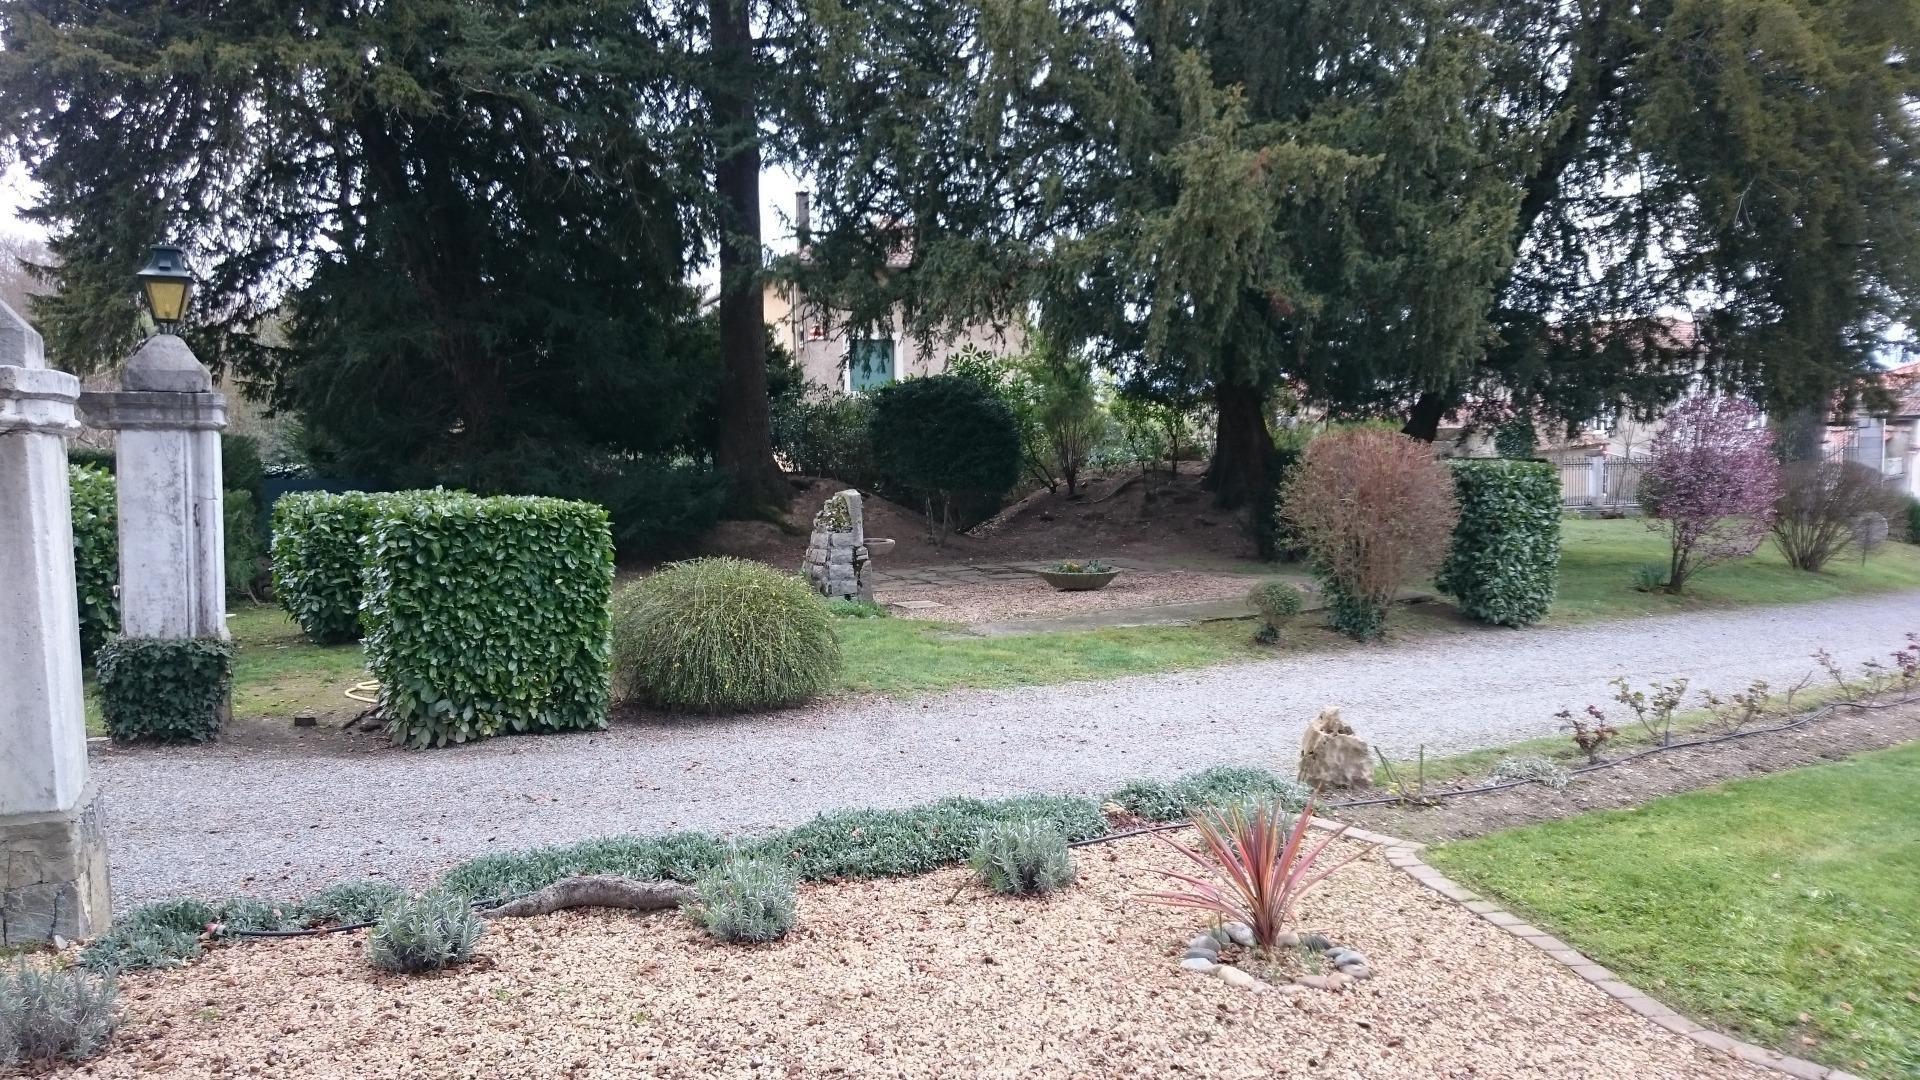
[613,557,840,713]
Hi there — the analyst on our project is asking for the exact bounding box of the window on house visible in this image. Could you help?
[848,339,894,391]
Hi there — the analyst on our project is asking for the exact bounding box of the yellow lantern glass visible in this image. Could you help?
[136,245,194,329]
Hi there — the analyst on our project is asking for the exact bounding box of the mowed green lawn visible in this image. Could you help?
[1551,517,1920,622]
[1427,745,1920,1078]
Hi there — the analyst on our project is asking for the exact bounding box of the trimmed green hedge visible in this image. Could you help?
[1437,458,1561,627]
[270,491,383,644]
[97,637,233,743]
[612,557,839,712]
[362,491,614,748]
[69,465,118,658]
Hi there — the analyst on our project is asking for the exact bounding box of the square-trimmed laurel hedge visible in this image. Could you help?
[1436,458,1562,627]
[362,491,614,748]
[96,636,233,743]
[270,490,383,644]
[69,464,118,658]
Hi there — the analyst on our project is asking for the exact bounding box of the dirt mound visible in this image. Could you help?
[696,476,988,569]
[691,466,1263,571]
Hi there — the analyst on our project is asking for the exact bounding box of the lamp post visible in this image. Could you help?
[78,242,229,643]
[135,244,195,334]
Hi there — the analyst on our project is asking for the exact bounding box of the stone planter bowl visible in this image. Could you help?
[1037,568,1121,592]
[865,537,896,556]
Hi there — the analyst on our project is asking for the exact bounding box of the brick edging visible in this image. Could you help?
[1310,817,1863,1080]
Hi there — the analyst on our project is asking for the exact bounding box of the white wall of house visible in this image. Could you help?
[765,281,1026,394]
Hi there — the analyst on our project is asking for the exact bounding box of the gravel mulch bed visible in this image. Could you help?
[874,570,1262,626]
[59,836,1766,1080]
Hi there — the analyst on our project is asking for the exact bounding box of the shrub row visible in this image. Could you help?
[1436,458,1562,627]
[69,465,117,658]
[270,490,383,644]
[363,491,614,748]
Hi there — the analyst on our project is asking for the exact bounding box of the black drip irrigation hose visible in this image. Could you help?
[220,688,1919,926]
[1068,688,1920,849]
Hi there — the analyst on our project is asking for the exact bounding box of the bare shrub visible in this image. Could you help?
[1772,459,1905,571]
[1280,428,1458,639]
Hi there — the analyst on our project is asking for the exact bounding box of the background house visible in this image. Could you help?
[1833,361,1920,496]
[763,194,1025,393]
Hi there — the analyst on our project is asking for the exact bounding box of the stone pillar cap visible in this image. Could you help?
[123,333,212,392]
[0,297,44,368]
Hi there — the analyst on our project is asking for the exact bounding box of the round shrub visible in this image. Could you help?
[867,374,1021,527]
[970,819,1076,896]
[612,557,839,712]
[1436,458,1561,627]
[686,856,797,943]
[1281,428,1458,640]
[1248,580,1305,644]
[365,893,483,974]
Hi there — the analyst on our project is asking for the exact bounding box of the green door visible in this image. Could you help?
[849,339,895,391]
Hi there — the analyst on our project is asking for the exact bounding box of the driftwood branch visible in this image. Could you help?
[481,876,696,918]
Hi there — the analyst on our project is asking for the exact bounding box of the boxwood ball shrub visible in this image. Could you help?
[867,374,1022,528]
[362,491,614,748]
[686,855,798,944]
[68,465,118,658]
[612,557,839,712]
[1248,580,1305,644]
[95,637,233,743]
[270,490,383,644]
[1436,458,1562,627]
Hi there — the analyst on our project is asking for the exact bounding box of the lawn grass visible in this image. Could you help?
[224,604,369,719]
[1426,744,1920,1077]
[1551,517,1920,622]
[835,616,1261,694]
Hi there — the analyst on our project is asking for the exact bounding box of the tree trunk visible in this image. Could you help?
[1402,389,1452,442]
[708,0,786,511]
[1204,381,1273,509]
[482,876,696,918]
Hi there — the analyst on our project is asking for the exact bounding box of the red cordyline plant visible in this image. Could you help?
[1640,395,1782,593]
[1141,796,1368,951]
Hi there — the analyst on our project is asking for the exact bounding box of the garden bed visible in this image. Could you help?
[46,834,1764,1080]
[1334,697,1920,845]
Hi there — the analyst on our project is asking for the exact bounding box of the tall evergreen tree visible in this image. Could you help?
[0,0,812,501]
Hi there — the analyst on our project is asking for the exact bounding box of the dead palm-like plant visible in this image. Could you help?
[1141,797,1368,951]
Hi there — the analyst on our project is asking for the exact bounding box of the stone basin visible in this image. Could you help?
[865,537,896,556]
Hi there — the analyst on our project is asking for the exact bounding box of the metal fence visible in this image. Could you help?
[1558,459,1646,508]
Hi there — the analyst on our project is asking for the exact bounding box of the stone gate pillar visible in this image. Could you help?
[80,334,229,639]
[0,300,111,945]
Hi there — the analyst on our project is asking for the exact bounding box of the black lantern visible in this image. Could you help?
[136,244,194,332]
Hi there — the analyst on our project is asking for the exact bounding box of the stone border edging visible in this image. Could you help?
[1311,817,1864,1080]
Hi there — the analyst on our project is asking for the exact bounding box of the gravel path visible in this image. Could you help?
[93,592,1918,906]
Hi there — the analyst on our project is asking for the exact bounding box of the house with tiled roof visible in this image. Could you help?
[1836,362,1920,496]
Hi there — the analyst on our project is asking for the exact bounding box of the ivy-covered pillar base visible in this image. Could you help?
[1,785,111,946]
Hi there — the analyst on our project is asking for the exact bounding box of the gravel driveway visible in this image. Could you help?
[92,592,1919,906]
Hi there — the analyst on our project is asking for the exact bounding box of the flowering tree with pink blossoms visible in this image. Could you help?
[1640,395,1782,593]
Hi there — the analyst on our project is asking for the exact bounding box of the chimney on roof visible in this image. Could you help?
[796,191,811,246]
